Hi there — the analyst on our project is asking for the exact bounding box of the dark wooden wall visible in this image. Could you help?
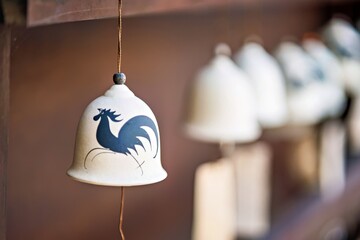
[7,4,354,240]
[0,26,10,240]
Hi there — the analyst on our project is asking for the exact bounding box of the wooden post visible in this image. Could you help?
[0,25,11,240]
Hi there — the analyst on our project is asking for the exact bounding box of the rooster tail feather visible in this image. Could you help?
[118,115,159,158]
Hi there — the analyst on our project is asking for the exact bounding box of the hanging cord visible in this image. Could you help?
[117,0,123,73]
[219,142,236,158]
[119,186,125,240]
[113,0,126,85]
[117,1,125,238]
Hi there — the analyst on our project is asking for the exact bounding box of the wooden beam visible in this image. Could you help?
[1,0,26,25]
[27,0,351,27]
[27,0,233,26]
[0,25,10,240]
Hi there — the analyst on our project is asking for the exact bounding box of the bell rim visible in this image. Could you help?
[66,170,167,187]
[183,123,261,144]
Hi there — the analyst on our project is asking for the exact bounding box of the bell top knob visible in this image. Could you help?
[113,72,127,85]
[214,43,231,56]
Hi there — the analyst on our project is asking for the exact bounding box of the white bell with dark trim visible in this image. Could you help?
[275,41,331,125]
[303,38,346,118]
[323,18,360,97]
[184,43,261,143]
[67,76,167,186]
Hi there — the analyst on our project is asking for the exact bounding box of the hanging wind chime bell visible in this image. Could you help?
[184,43,260,144]
[67,0,167,238]
[67,80,167,186]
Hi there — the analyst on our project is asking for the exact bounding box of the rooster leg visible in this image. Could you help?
[91,151,116,162]
[84,147,109,169]
[129,154,144,176]
[136,161,145,168]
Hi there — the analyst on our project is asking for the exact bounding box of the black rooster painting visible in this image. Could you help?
[84,108,159,175]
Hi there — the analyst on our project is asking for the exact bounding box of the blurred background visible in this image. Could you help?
[2,0,360,239]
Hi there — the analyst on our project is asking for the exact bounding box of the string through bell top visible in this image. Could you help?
[117,0,123,73]
[117,2,125,239]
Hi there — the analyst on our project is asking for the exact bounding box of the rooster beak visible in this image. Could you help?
[93,114,100,121]
[97,108,102,112]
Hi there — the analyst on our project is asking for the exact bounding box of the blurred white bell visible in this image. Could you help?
[323,18,360,96]
[303,38,346,117]
[275,41,328,125]
[67,79,167,186]
[184,43,261,143]
[234,41,288,128]
[323,18,360,59]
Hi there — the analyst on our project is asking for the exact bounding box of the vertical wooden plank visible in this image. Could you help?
[0,25,11,240]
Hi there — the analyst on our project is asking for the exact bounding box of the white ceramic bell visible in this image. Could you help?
[184,43,261,143]
[323,18,360,96]
[275,41,329,125]
[303,38,346,118]
[323,18,360,59]
[67,80,167,186]
[234,41,288,128]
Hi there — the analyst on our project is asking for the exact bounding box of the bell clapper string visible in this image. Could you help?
[219,142,236,159]
[117,0,122,73]
[119,186,125,240]
[113,0,127,85]
[114,0,126,239]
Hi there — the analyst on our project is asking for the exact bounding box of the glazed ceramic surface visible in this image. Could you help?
[303,39,346,117]
[323,18,360,96]
[276,42,330,125]
[323,18,360,59]
[67,84,167,186]
[234,42,288,128]
[184,45,261,143]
